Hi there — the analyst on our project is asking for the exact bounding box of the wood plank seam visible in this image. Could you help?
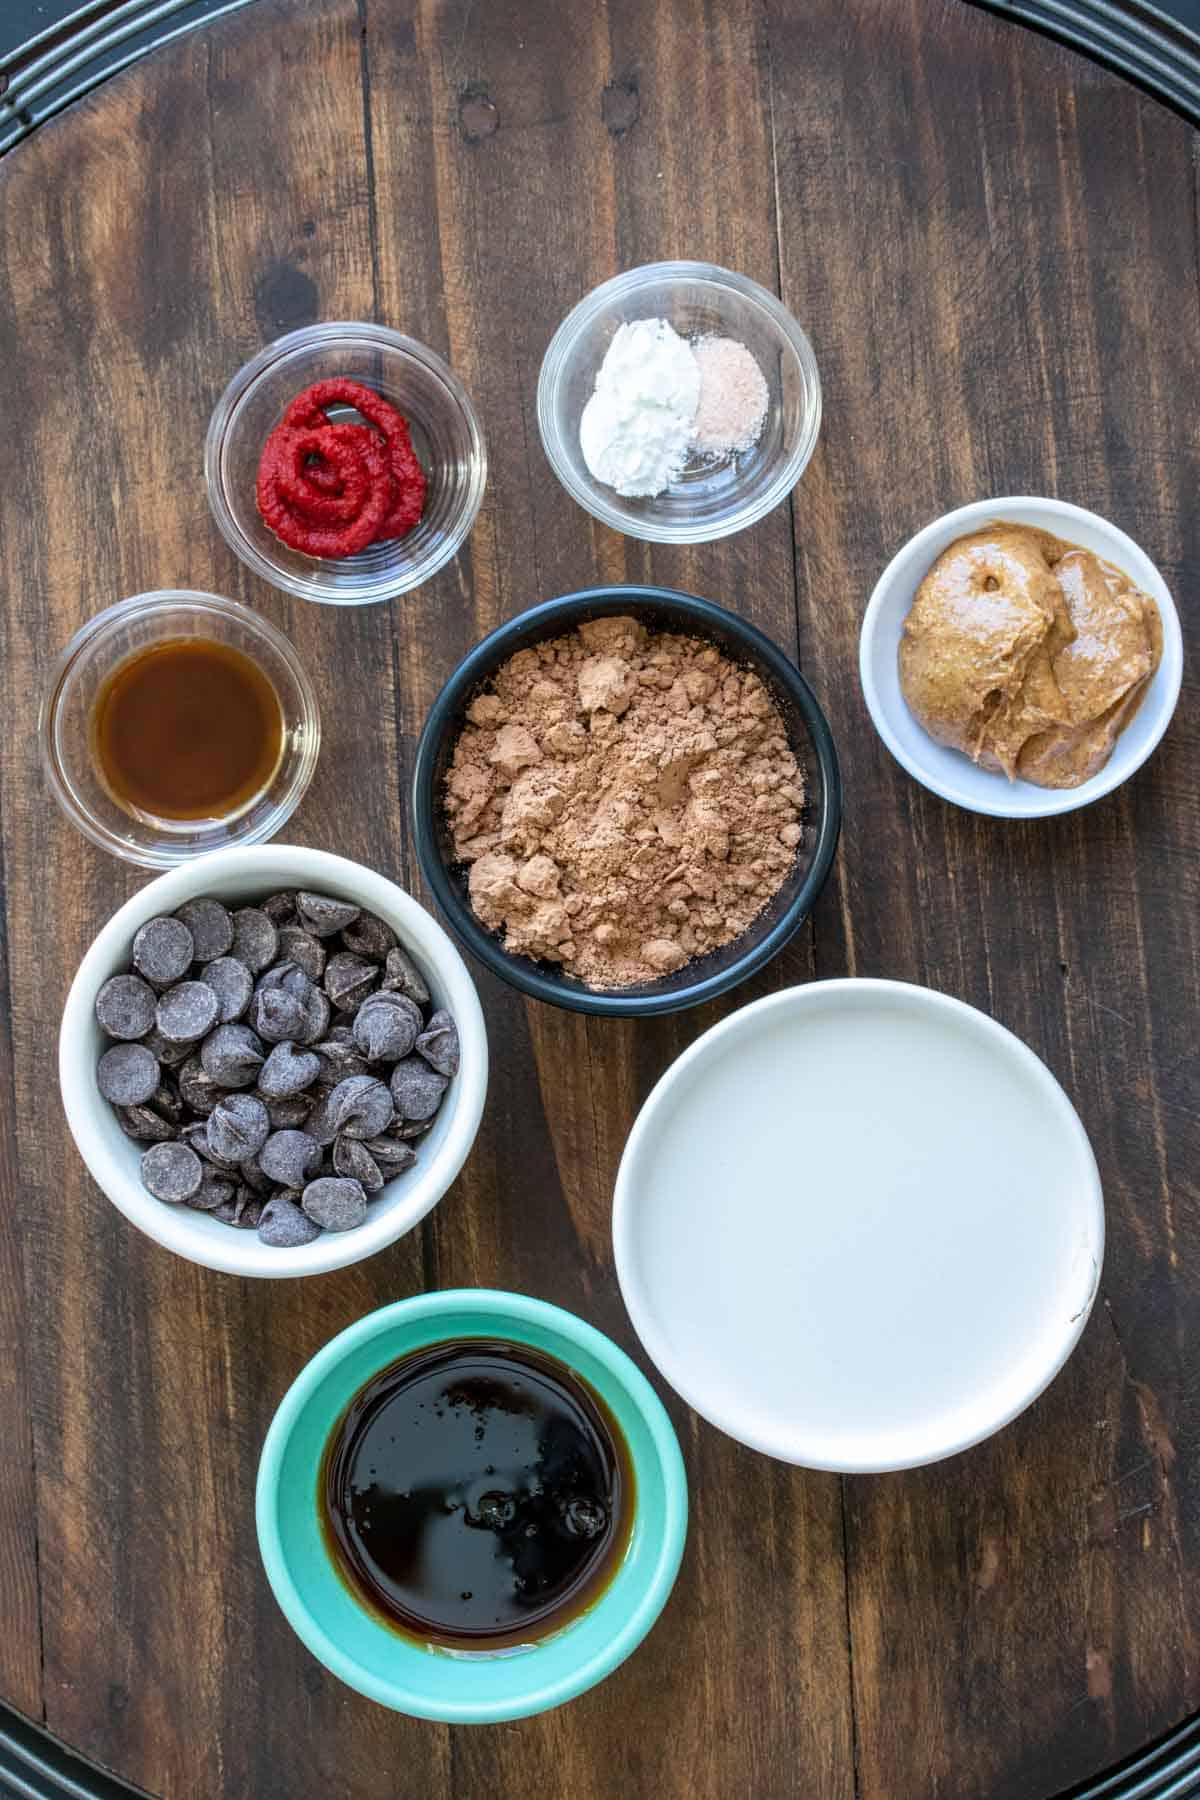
[357,0,384,322]
[838,1478,864,1800]
[759,4,863,1786]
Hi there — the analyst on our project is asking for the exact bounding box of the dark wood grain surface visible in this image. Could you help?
[0,1,1195,1795]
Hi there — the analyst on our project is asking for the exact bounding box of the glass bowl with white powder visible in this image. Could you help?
[537,262,821,544]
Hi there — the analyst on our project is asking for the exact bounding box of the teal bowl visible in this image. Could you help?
[255,1290,688,1722]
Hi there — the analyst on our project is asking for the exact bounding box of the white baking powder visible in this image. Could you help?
[579,318,701,498]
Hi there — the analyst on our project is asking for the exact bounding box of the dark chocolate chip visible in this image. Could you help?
[179,1054,224,1116]
[296,987,331,1046]
[238,1153,275,1196]
[296,891,360,938]
[212,1186,264,1228]
[389,1055,449,1122]
[256,965,327,1047]
[380,947,430,1006]
[95,973,157,1040]
[362,1135,418,1175]
[181,1118,234,1166]
[156,980,219,1045]
[97,1042,160,1106]
[416,1009,460,1078]
[339,911,397,961]
[323,951,377,1012]
[258,1040,321,1099]
[257,1194,322,1247]
[174,898,233,962]
[313,1027,368,1083]
[301,1176,367,1232]
[229,907,278,973]
[206,1093,270,1164]
[116,1105,177,1143]
[248,987,307,1044]
[315,1048,368,1086]
[200,957,254,1023]
[321,1023,356,1048]
[259,1129,321,1187]
[186,1172,236,1212]
[261,891,298,927]
[354,992,422,1062]
[325,1073,393,1140]
[276,925,326,981]
[393,1118,434,1140]
[263,1093,314,1130]
[299,1088,339,1145]
[141,1140,203,1203]
[132,916,195,988]
[148,1080,184,1126]
[332,1134,385,1192]
[142,1027,191,1067]
[256,960,313,1001]
[200,1023,265,1089]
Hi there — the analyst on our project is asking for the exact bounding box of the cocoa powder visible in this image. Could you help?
[444,616,805,989]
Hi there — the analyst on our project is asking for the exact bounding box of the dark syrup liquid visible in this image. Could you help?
[320,1339,634,1649]
[90,638,283,822]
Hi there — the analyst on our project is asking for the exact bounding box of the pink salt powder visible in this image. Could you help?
[690,336,769,456]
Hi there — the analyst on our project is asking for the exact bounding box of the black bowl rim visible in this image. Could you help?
[412,585,843,1017]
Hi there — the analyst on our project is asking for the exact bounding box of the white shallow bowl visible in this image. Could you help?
[59,846,488,1277]
[860,497,1183,818]
[613,980,1104,1472]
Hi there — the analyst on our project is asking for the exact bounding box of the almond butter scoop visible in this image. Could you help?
[898,523,1161,789]
[444,616,804,989]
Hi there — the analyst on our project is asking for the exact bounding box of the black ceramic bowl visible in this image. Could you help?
[412,586,842,1018]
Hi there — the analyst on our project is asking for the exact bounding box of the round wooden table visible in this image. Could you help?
[0,1,1197,1795]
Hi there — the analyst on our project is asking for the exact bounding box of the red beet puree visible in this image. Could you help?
[256,377,427,557]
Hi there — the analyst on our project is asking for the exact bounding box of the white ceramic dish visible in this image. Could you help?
[612,979,1104,1472]
[859,497,1182,818]
[59,846,488,1278]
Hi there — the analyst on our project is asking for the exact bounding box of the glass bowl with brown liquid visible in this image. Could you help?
[40,590,320,867]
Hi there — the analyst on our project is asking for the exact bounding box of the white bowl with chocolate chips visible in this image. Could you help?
[59,846,487,1277]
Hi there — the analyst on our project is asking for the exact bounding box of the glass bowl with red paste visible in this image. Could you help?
[206,324,487,606]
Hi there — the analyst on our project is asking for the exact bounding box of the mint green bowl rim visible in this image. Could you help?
[255,1289,689,1722]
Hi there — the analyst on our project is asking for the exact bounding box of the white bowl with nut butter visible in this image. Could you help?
[860,498,1182,818]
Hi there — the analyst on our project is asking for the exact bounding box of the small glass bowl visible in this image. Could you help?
[40,590,320,868]
[205,323,487,606]
[537,262,821,545]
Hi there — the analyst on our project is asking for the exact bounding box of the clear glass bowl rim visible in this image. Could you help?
[536,260,822,545]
